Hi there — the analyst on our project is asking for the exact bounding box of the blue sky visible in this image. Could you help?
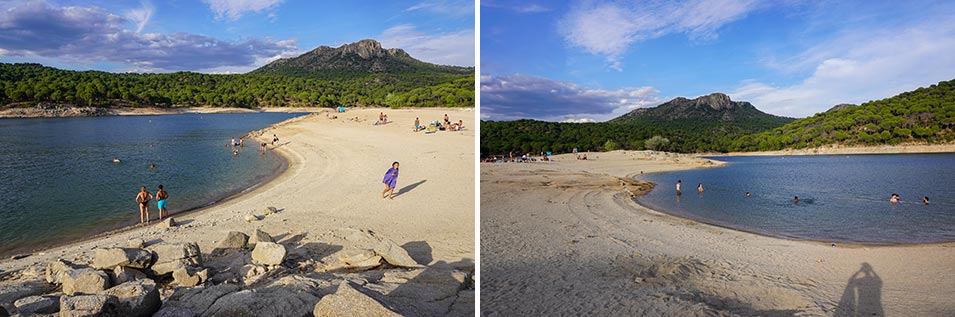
[481,0,955,120]
[0,0,474,73]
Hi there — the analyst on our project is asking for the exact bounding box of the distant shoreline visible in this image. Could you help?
[0,105,474,118]
[713,143,955,156]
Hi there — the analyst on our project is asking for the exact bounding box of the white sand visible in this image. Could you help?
[1,107,475,276]
[481,150,955,316]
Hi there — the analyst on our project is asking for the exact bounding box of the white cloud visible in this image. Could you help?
[558,0,758,70]
[481,73,660,121]
[124,1,153,33]
[0,1,299,72]
[481,1,550,13]
[379,24,474,66]
[202,0,283,20]
[730,16,955,118]
[405,0,473,16]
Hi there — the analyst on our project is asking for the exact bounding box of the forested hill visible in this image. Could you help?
[730,79,955,151]
[0,40,474,109]
[481,94,791,156]
[251,39,472,79]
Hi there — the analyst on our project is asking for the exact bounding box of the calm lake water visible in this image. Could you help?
[635,154,955,244]
[0,113,304,256]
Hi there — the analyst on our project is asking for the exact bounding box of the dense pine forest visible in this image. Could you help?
[481,79,955,156]
[0,63,473,109]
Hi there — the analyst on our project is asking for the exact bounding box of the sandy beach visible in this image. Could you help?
[0,108,474,315]
[481,150,955,316]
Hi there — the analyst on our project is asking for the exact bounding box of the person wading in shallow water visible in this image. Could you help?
[382,161,400,200]
[135,186,153,225]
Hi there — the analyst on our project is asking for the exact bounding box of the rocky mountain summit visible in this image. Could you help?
[251,39,472,77]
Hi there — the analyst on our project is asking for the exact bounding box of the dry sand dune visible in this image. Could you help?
[481,151,955,316]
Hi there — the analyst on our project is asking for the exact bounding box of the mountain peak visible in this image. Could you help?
[251,39,469,77]
[610,92,789,125]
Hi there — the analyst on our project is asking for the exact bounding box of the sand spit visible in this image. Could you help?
[0,108,475,316]
[481,150,955,316]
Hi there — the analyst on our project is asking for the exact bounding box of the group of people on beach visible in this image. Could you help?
[414,114,465,132]
[135,185,169,225]
[230,134,278,156]
[483,150,551,163]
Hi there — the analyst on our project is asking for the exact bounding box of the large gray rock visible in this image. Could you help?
[92,248,153,270]
[62,268,110,295]
[59,294,119,317]
[111,266,148,285]
[147,242,202,275]
[248,229,273,247]
[373,239,421,268]
[171,267,209,287]
[0,278,56,311]
[203,275,324,317]
[217,231,249,249]
[0,306,7,317]
[152,284,241,317]
[13,295,59,315]
[313,282,401,317]
[46,259,75,284]
[127,238,145,248]
[320,249,382,272]
[103,279,160,317]
[251,242,286,266]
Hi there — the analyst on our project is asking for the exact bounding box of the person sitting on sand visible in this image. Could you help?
[272,134,279,145]
[581,154,588,160]
[444,114,450,125]
[382,161,400,200]
[923,196,930,204]
[135,186,153,224]
[676,180,682,195]
[156,185,169,220]
[379,112,385,122]
[698,183,704,193]
[794,196,799,204]
[457,119,464,130]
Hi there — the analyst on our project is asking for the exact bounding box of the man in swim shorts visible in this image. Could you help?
[156,185,170,220]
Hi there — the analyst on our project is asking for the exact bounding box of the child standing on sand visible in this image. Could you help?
[382,161,399,200]
[135,186,153,224]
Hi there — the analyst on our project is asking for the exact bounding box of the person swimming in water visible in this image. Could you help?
[233,148,239,156]
[890,194,899,204]
[793,196,799,204]
[697,183,704,193]
[746,192,751,198]
[149,163,155,169]
[135,186,153,224]
[923,196,930,204]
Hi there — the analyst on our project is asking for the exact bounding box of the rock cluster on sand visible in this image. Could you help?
[0,228,474,316]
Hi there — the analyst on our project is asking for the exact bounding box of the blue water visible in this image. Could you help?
[0,113,304,256]
[635,154,955,244]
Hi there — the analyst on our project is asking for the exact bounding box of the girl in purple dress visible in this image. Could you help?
[382,161,399,199]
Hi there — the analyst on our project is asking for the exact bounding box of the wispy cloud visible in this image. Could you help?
[405,0,473,16]
[558,0,759,70]
[730,15,955,118]
[481,1,550,13]
[379,24,474,66]
[481,73,660,122]
[0,1,298,72]
[202,0,283,20]
[124,0,154,33]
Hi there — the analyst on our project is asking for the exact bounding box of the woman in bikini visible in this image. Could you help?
[135,186,153,225]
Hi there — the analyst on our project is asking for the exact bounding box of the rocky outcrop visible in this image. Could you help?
[147,242,202,275]
[0,278,56,311]
[61,268,110,295]
[13,295,59,315]
[251,242,286,266]
[59,294,119,317]
[249,229,274,247]
[153,284,241,317]
[92,248,153,270]
[103,279,161,317]
[313,282,401,317]
[46,259,75,284]
[217,231,249,249]
[172,267,209,287]
[373,239,422,268]
[111,266,148,285]
[202,276,324,317]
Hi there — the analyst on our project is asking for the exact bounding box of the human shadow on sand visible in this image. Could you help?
[834,262,884,317]
[392,180,426,198]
